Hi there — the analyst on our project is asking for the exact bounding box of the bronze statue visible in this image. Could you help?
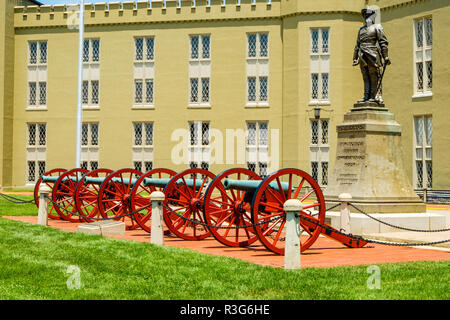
[353,7,391,104]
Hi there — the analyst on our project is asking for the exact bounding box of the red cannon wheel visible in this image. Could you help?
[34,168,67,220]
[52,168,89,222]
[163,168,218,241]
[97,168,143,230]
[203,168,261,247]
[130,168,176,234]
[251,168,326,255]
[74,168,113,223]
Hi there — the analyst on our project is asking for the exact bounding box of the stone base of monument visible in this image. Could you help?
[77,220,125,236]
[325,211,446,234]
[324,102,426,214]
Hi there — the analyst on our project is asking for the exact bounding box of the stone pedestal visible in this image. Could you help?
[324,103,426,213]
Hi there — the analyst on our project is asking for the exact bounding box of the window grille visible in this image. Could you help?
[29,42,38,64]
[135,80,143,104]
[190,36,199,59]
[145,161,153,172]
[311,74,319,100]
[134,123,143,146]
[201,36,210,59]
[321,162,328,186]
[414,17,432,95]
[311,30,319,53]
[146,80,154,104]
[28,161,36,183]
[259,34,268,57]
[39,42,47,64]
[26,123,46,184]
[201,122,209,146]
[135,38,144,61]
[414,115,432,188]
[29,83,37,106]
[190,78,199,103]
[310,28,330,102]
[39,82,47,105]
[259,162,268,178]
[247,77,257,102]
[38,124,46,146]
[310,119,329,187]
[311,162,319,182]
[311,120,319,145]
[28,124,36,146]
[82,81,89,104]
[91,81,99,105]
[246,33,269,106]
[247,34,257,57]
[259,77,268,102]
[83,40,90,62]
[38,161,46,178]
[246,121,269,177]
[146,38,155,61]
[92,40,100,62]
[201,78,210,103]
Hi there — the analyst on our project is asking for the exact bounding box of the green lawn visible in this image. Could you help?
[0,195,37,216]
[0,217,448,300]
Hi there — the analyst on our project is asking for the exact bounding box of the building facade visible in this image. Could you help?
[0,0,448,191]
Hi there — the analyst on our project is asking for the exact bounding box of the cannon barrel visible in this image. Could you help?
[223,178,291,193]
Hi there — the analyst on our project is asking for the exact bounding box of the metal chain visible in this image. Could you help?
[0,192,37,204]
[298,213,450,247]
[48,198,153,221]
[162,203,286,230]
[349,203,450,233]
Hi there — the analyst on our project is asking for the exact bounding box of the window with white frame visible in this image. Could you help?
[246,33,269,106]
[132,122,154,173]
[413,115,432,189]
[246,121,269,177]
[310,119,329,186]
[80,123,99,170]
[413,17,432,96]
[26,123,46,184]
[82,39,100,108]
[134,37,155,108]
[189,121,210,169]
[27,41,47,109]
[189,35,211,106]
[310,28,330,104]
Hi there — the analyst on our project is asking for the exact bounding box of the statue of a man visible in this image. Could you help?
[353,7,391,104]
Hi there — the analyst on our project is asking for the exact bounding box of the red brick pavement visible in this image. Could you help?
[4,216,449,268]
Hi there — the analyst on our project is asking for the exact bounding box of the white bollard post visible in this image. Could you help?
[338,193,352,234]
[38,184,51,226]
[284,199,302,270]
[150,191,165,246]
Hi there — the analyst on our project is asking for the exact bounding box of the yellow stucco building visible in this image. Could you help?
[0,0,448,192]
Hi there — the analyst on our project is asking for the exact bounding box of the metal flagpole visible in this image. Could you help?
[75,0,85,168]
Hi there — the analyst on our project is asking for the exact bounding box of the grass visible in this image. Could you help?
[0,195,37,216]
[0,217,448,300]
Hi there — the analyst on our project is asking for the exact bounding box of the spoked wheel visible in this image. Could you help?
[97,168,143,230]
[52,168,89,222]
[34,168,67,220]
[203,168,261,247]
[163,168,217,241]
[74,168,113,223]
[130,168,176,234]
[251,168,326,255]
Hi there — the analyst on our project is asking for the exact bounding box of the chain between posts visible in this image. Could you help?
[296,213,450,247]
[48,198,153,221]
[0,192,37,204]
[348,203,450,233]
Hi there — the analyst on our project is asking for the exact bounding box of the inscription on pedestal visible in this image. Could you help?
[335,139,365,186]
